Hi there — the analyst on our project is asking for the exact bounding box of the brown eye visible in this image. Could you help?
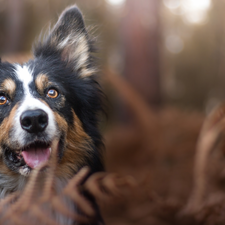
[47,89,58,98]
[0,95,7,105]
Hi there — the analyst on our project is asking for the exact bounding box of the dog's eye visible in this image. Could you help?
[47,89,58,99]
[0,95,7,105]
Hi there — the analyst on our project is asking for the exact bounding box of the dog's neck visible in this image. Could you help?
[0,173,28,198]
[0,172,71,198]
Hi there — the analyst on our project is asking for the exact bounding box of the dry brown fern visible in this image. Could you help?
[84,172,158,225]
[0,140,97,225]
[183,103,225,214]
[0,155,159,225]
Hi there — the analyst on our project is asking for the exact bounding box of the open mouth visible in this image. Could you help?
[5,141,56,171]
[4,135,65,176]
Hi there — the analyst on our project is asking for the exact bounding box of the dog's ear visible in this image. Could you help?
[34,5,95,78]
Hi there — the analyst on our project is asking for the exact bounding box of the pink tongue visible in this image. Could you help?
[21,147,51,169]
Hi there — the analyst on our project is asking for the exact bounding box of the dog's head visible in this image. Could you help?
[0,6,103,178]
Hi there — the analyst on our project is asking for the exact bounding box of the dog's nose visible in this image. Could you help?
[20,109,48,133]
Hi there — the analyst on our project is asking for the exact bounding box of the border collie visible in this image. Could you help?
[0,5,104,205]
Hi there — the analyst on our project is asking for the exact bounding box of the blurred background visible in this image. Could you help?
[0,0,223,112]
[1,0,225,208]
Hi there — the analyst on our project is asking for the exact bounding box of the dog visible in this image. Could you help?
[0,4,104,207]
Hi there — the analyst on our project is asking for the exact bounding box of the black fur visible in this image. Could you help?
[31,6,104,173]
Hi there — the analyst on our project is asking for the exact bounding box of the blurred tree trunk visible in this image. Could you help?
[121,0,161,107]
[4,0,25,53]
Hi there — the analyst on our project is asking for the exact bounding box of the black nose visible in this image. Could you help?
[20,109,48,133]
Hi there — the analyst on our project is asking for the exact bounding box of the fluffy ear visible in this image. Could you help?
[34,5,96,78]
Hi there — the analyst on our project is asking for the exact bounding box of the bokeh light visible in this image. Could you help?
[182,0,211,24]
[182,0,211,11]
[105,0,126,6]
[163,0,212,24]
[163,0,180,10]
[165,35,184,54]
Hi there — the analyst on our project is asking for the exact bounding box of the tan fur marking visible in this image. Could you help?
[0,104,18,152]
[0,104,28,178]
[0,161,20,178]
[1,79,16,98]
[35,74,49,95]
[0,103,26,186]
[55,111,93,178]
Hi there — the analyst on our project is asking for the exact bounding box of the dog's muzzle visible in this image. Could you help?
[17,109,51,169]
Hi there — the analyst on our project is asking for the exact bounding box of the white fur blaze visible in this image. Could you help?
[13,65,57,146]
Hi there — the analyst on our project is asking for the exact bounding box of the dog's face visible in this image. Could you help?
[0,6,103,179]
